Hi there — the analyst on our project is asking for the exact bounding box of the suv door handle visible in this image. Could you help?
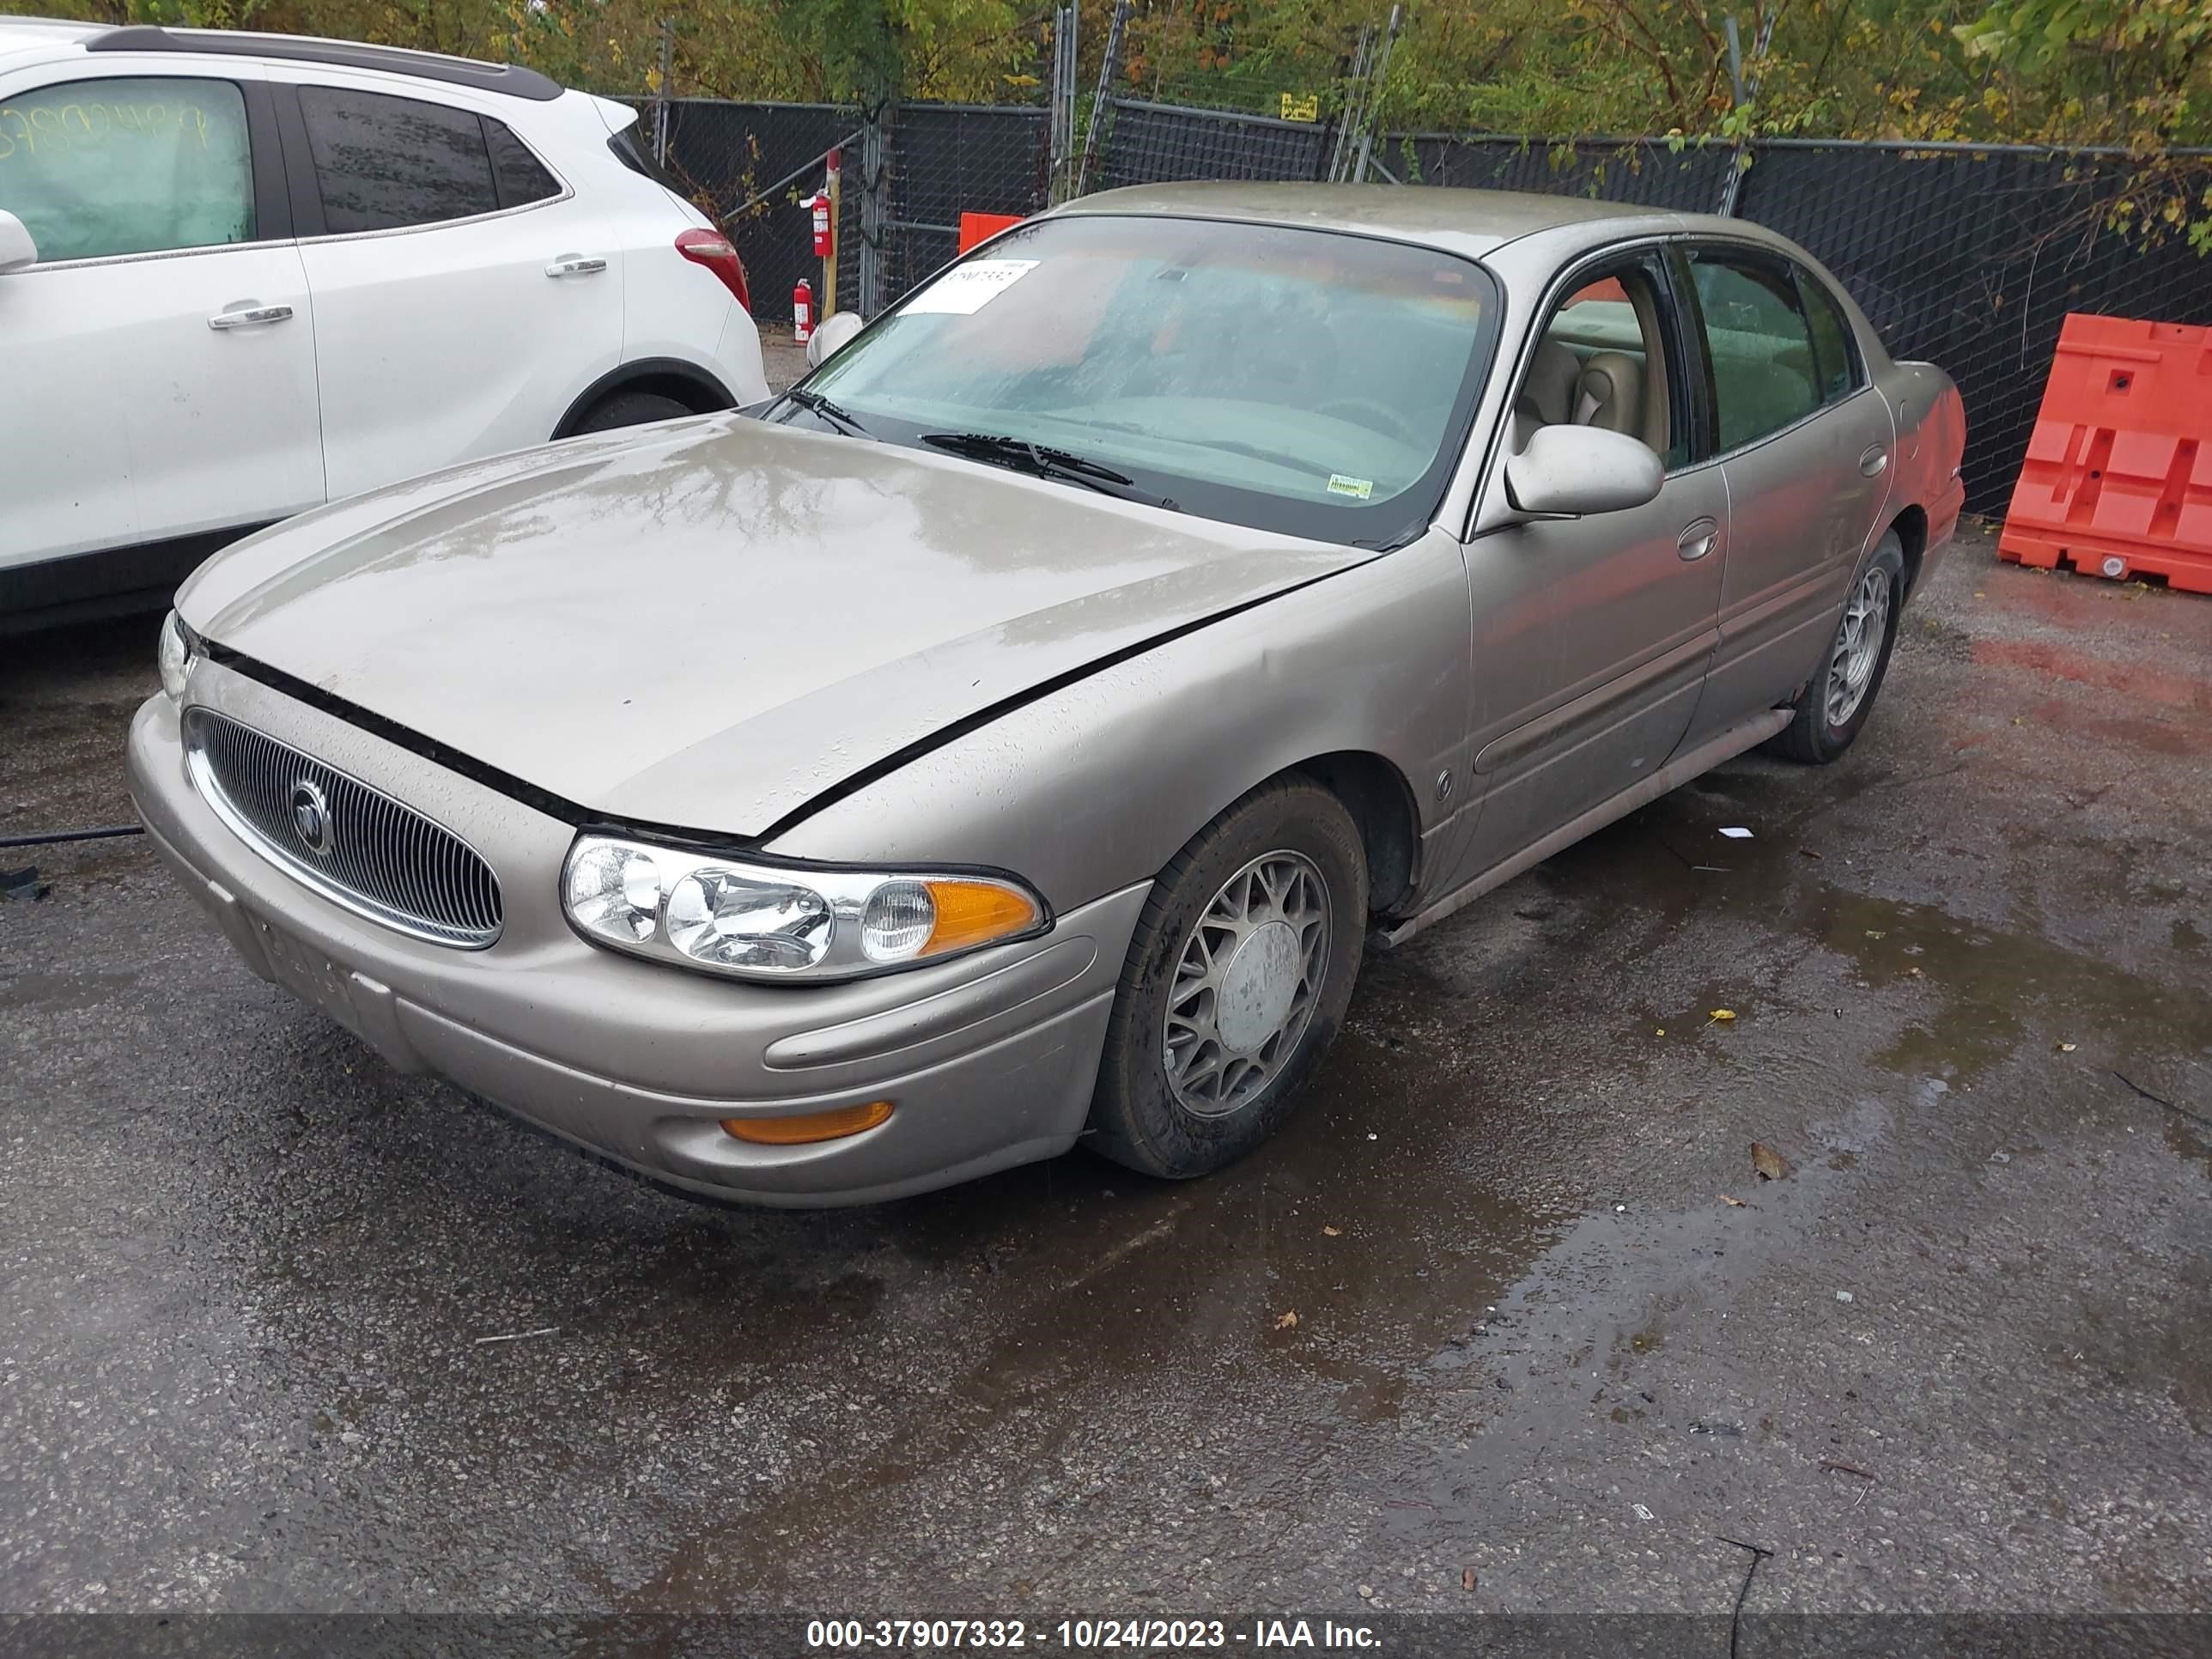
[207,302,293,330]
[1677,518,1719,562]
[544,254,608,277]
[1859,446,1890,477]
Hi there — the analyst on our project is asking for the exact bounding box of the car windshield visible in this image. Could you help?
[796,214,1502,545]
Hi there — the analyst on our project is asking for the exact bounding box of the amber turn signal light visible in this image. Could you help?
[923,879,1041,955]
[720,1100,894,1146]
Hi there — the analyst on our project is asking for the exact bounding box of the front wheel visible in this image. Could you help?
[1087,779,1368,1180]
[1769,531,1905,765]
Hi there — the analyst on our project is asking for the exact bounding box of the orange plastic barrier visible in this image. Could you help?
[957,211,1024,253]
[1997,313,2212,594]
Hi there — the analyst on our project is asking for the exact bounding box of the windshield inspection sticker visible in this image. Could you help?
[1327,474,1375,500]
[904,258,1041,315]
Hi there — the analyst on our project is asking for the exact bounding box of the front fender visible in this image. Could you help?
[764,528,1478,919]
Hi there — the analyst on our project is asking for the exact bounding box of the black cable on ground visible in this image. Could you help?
[0,825,144,849]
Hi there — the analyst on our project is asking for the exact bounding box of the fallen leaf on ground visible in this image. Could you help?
[1751,1142,1795,1182]
[1719,1194,1746,1207]
[1655,1027,1666,1036]
[2057,1042,2077,1053]
[1322,1225,1341,1237]
[1274,1310,1299,1330]
[1799,848,1823,860]
[1462,1567,1478,1592]
[1708,1008,1737,1024]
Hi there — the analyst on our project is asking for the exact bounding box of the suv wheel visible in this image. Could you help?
[570,391,693,434]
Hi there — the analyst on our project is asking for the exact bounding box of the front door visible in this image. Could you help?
[0,65,321,587]
[1449,250,1727,882]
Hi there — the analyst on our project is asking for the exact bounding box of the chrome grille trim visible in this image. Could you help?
[182,708,503,949]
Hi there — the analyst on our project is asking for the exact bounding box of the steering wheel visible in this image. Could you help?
[1315,397,1420,445]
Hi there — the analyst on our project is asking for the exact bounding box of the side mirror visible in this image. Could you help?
[1505,425,1664,518]
[0,210,38,276]
[805,310,864,368]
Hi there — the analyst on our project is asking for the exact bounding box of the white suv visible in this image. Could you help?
[0,20,769,626]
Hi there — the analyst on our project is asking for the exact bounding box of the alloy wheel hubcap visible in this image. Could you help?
[1162,851,1330,1117]
[1825,565,1893,728]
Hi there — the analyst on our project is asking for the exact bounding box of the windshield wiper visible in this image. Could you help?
[781,386,871,437]
[919,431,1176,510]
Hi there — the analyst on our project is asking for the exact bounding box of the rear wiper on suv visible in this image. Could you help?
[781,386,871,437]
[920,431,1177,511]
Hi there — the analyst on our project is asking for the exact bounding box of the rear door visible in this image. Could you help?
[275,75,623,499]
[1680,243,1895,734]
[0,61,321,589]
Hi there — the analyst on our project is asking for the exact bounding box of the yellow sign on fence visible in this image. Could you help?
[1279,92,1319,123]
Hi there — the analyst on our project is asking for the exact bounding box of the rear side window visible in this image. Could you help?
[1793,269,1861,404]
[298,86,497,232]
[1687,250,1823,453]
[485,118,558,209]
[0,76,254,262]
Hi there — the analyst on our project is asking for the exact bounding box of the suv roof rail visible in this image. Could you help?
[85,25,565,101]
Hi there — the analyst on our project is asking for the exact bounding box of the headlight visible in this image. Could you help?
[157,610,195,702]
[560,832,1048,981]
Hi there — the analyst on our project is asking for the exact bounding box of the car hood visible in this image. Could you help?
[179,415,1376,837]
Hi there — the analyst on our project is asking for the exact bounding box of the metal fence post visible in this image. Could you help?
[653,18,674,167]
[859,106,886,318]
[1073,0,1130,197]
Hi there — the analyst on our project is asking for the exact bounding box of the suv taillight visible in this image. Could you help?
[674,229,750,313]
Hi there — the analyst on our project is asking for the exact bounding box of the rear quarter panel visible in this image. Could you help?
[587,111,768,404]
[1884,360,1968,591]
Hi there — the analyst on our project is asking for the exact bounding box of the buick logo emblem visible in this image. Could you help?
[289,780,335,857]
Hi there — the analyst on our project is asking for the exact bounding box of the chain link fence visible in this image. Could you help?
[1095,101,1328,189]
[657,94,2212,513]
[1731,141,2212,514]
[879,104,1052,308]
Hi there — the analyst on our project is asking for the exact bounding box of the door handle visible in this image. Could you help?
[544,254,608,277]
[1676,518,1719,562]
[207,302,293,330]
[1859,446,1890,477]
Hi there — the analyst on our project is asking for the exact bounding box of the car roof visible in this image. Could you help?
[0,16,562,99]
[1057,181,1724,258]
[0,17,108,64]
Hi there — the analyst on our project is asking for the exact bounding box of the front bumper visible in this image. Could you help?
[127,666,1147,1206]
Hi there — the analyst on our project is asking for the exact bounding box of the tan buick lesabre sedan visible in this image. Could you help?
[129,184,1966,1206]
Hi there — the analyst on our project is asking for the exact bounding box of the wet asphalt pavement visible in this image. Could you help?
[2,525,2209,1618]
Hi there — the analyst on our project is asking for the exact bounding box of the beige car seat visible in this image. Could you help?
[1513,339,1583,448]
[1574,351,1649,441]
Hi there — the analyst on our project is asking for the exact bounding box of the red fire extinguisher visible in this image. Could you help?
[793,277,812,343]
[806,191,833,259]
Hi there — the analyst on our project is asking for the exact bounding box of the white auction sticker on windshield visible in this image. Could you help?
[904,258,1040,314]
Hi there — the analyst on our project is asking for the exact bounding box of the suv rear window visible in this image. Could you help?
[608,124,688,202]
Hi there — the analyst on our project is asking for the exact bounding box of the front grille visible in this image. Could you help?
[183,708,503,949]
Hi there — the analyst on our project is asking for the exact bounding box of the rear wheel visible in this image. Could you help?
[569,391,694,434]
[1088,779,1367,1180]
[1769,531,1905,765]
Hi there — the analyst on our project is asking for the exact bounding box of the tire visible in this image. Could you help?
[1087,778,1368,1180]
[568,391,694,434]
[1767,530,1906,765]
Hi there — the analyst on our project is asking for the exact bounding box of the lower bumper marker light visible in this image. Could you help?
[720,1100,895,1145]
